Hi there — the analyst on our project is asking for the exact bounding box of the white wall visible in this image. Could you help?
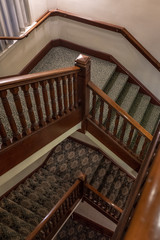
[57,18,160,99]
[57,0,160,61]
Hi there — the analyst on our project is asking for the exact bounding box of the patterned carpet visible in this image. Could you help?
[55,216,111,240]
[0,137,134,239]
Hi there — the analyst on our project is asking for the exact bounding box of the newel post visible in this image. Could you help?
[75,54,91,132]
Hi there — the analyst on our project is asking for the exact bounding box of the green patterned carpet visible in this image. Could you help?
[0,137,134,240]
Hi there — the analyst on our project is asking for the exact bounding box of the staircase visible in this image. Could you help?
[0,137,134,239]
[31,46,160,137]
[55,214,112,240]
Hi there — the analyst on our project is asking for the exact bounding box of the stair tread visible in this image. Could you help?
[117,83,140,113]
[104,72,128,102]
[0,222,23,240]
[0,207,34,238]
[0,197,42,227]
[129,93,151,124]
[55,216,111,240]
[141,103,160,135]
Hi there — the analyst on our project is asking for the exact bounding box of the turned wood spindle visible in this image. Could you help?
[113,112,120,136]
[68,74,73,111]
[73,73,78,108]
[0,90,21,141]
[10,87,31,136]
[56,77,63,116]
[106,105,112,132]
[31,82,46,127]
[62,76,69,113]
[91,91,97,121]
[48,79,58,119]
[0,118,11,147]
[21,85,39,131]
[99,99,104,127]
[40,80,52,123]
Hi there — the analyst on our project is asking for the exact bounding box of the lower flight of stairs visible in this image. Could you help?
[0,137,135,240]
[55,214,112,240]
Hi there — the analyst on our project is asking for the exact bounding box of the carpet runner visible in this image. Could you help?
[0,137,134,240]
[55,216,111,240]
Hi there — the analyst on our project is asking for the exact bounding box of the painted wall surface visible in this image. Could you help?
[58,18,160,99]
[57,0,160,61]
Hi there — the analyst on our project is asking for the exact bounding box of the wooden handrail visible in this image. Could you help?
[112,121,160,240]
[0,66,80,90]
[88,80,153,142]
[26,179,83,240]
[0,9,159,71]
[124,137,160,239]
[85,183,123,214]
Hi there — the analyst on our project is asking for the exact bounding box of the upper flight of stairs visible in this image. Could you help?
[31,46,160,137]
[0,137,134,240]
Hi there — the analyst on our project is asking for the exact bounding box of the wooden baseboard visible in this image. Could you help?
[20,39,160,106]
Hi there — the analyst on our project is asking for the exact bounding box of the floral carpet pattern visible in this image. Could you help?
[55,217,111,240]
[0,138,134,239]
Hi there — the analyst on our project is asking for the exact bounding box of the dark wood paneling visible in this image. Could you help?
[86,118,141,171]
[0,109,82,176]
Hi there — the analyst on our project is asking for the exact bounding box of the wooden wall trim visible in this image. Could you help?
[19,39,160,106]
[0,9,159,72]
[0,109,82,176]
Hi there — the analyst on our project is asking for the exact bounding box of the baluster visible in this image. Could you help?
[113,112,120,136]
[0,90,21,141]
[48,79,58,119]
[31,82,46,127]
[62,76,68,113]
[127,125,134,147]
[91,91,96,120]
[0,118,11,147]
[120,119,127,142]
[99,99,104,127]
[132,132,142,153]
[21,85,39,131]
[139,138,150,159]
[73,73,78,108]
[106,105,112,132]
[56,77,63,116]
[40,81,52,123]
[68,74,73,111]
[10,87,31,136]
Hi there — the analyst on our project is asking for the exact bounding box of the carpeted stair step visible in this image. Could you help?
[55,216,111,240]
[107,82,140,134]
[90,159,134,209]
[43,138,104,183]
[0,222,23,240]
[0,197,42,227]
[0,207,34,239]
[141,103,160,135]
[94,72,128,124]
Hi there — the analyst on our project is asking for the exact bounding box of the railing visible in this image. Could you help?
[0,9,159,71]
[83,183,123,224]
[85,80,153,170]
[26,177,84,240]
[0,60,86,175]
[26,175,121,240]
[112,120,160,240]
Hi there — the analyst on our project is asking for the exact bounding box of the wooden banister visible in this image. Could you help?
[84,183,123,224]
[0,67,80,90]
[88,81,152,142]
[123,128,160,240]
[0,10,159,71]
[26,178,84,240]
[112,121,160,240]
